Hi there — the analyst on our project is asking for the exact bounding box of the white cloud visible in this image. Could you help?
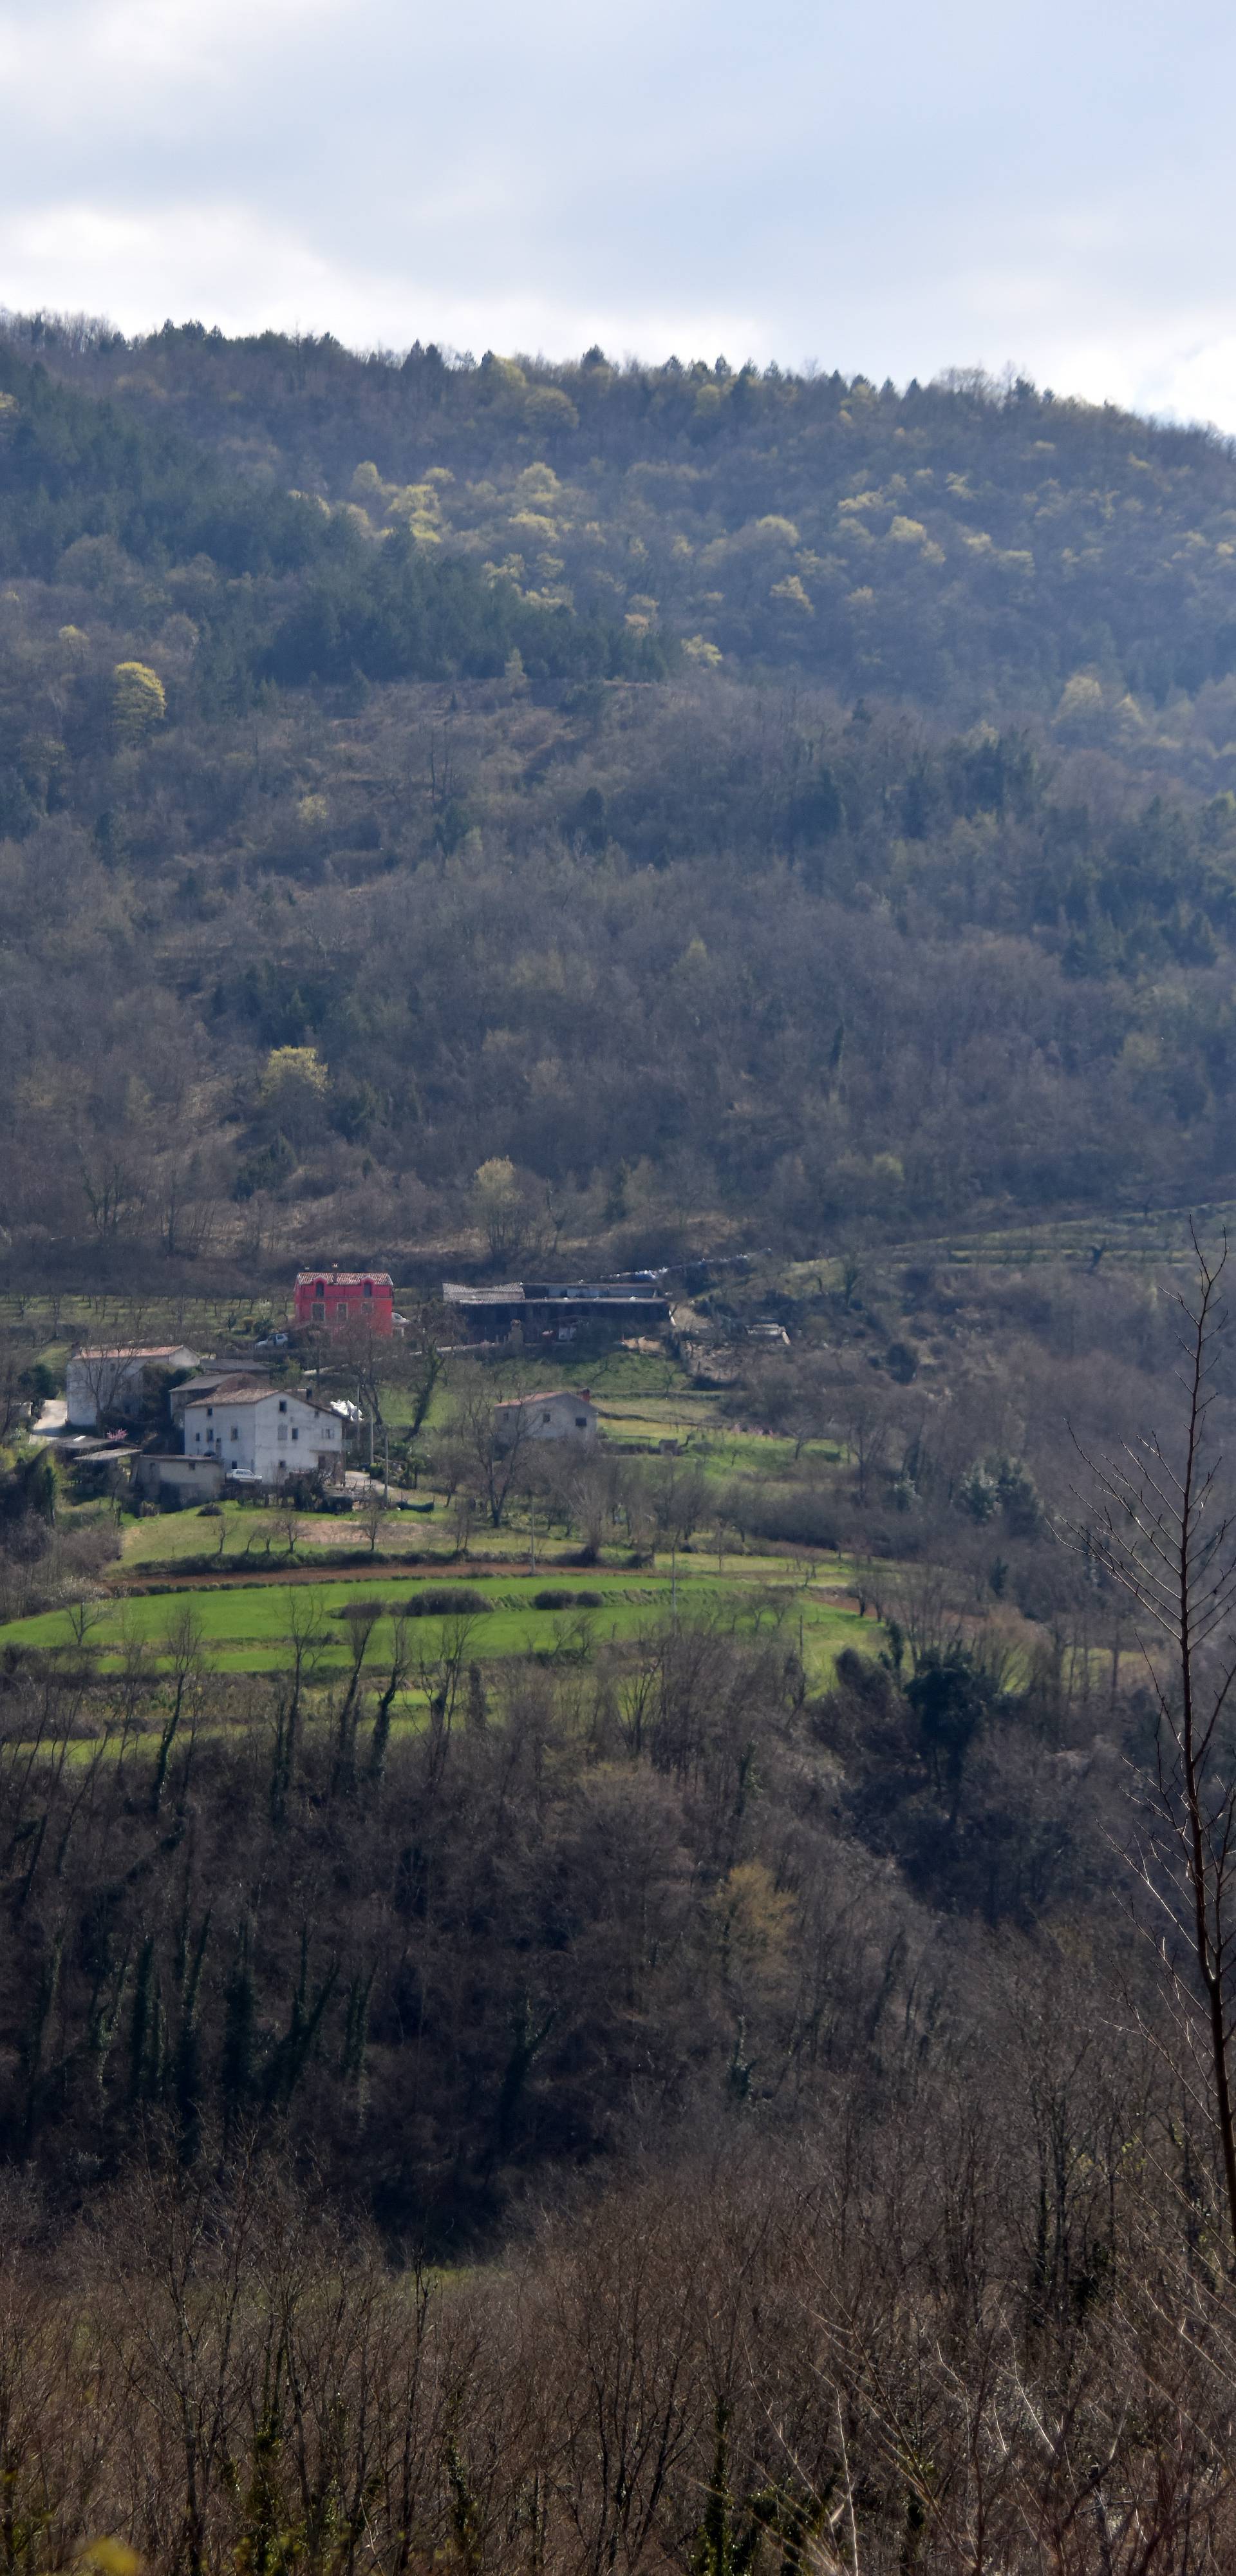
[1,0,1235,424]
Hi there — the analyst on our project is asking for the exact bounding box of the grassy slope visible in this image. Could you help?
[0,1563,864,1683]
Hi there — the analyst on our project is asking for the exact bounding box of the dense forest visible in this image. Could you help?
[5,316,1236,1271]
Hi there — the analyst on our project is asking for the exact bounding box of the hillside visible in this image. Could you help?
[5,316,1236,1276]
[7,316,1236,2568]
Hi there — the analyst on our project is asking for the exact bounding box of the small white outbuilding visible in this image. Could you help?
[181,1378,344,1482]
[492,1388,598,1451]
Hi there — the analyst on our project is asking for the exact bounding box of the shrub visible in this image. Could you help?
[413,1587,492,1616]
[740,1486,841,1549]
[333,1587,491,1622]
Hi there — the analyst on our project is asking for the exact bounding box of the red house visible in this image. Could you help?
[293,1267,396,1336]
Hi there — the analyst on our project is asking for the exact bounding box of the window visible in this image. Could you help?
[362,1280,373,1298]
[312,1301,324,1321]
[278,1399,286,1414]
[315,1282,325,1296]
[290,1426,299,1442]
[206,1406,213,1419]
[230,1426,239,1443]
[576,1417,588,1429]
[277,1425,288,1444]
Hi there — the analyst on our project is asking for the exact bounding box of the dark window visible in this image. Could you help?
[312,1300,324,1321]
[362,1280,373,1298]
[292,1427,299,1441]
[576,1417,587,1428]
[278,1399,286,1414]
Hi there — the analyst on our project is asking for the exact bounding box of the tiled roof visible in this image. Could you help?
[495,1390,595,1410]
[184,1378,336,1416]
[295,1270,393,1289]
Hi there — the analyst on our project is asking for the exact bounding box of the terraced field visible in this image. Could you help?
[0,1559,867,1685]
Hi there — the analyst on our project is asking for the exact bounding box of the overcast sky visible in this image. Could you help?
[2,0,1234,427]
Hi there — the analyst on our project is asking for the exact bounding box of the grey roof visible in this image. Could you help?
[174,1368,270,1399]
[443,1279,666,1307]
[72,1343,203,1363]
[443,1281,526,1306]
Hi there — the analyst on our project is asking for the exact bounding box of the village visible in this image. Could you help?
[0,1240,883,1719]
[46,1264,687,1509]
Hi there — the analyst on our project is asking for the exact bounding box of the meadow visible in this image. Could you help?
[0,1555,866,1684]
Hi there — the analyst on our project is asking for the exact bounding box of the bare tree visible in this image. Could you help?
[417,1610,485,1789]
[358,1490,389,1557]
[332,1600,384,1794]
[151,1608,205,1814]
[451,1367,534,1528]
[272,1492,301,1561]
[831,1372,896,1509]
[1078,1231,1236,2255]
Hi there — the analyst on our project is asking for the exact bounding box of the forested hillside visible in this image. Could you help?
[5,312,1236,1268]
[9,315,1236,2571]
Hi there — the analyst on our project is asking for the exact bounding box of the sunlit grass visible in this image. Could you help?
[0,1560,869,1680]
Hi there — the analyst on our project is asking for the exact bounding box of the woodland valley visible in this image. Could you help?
[4,317,1236,2572]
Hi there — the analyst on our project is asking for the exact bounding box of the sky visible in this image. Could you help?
[2,0,1235,428]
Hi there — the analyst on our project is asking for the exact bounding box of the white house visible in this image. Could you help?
[181,1378,344,1482]
[67,1344,203,1430]
[492,1388,598,1450]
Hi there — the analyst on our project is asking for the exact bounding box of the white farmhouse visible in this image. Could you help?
[181,1378,344,1482]
[66,1344,203,1430]
[492,1388,598,1451]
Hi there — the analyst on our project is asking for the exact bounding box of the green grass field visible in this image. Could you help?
[2,1289,868,1698]
[0,1558,868,1683]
